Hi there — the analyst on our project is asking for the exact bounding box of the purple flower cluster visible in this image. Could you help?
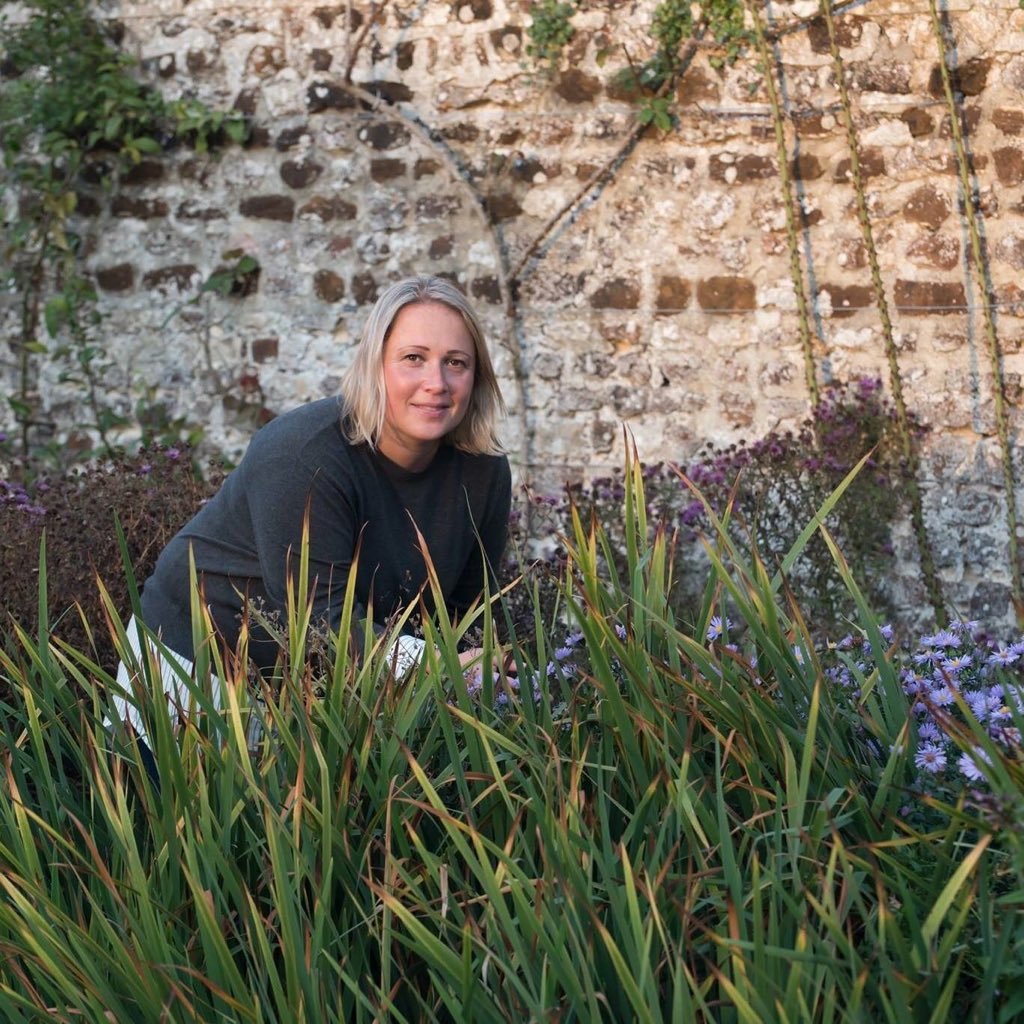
[1,479,47,518]
[825,620,1023,791]
[462,623,627,720]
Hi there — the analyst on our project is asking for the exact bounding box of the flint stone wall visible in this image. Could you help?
[5,0,1024,627]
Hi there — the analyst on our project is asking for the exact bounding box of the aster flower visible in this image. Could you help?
[914,743,948,774]
[921,629,960,649]
[988,647,1019,667]
[957,749,989,783]
[949,619,980,637]
[917,721,942,743]
[966,689,1004,723]
[929,684,956,707]
[939,653,972,674]
[706,615,731,642]
[901,669,929,696]
[992,725,1022,747]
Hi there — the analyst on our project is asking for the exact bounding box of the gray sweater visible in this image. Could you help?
[140,397,512,671]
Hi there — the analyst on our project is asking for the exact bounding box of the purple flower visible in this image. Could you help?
[921,630,959,649]
[706,615,732,642]
[680,500,704,526]
[966,689,1003,723]
[992,725,1022,747]
[949,619,980,637]
[165,447,181,460]
[917,721,942,742]
[987,647,1019,667]
[939,653,972,674]
[914,743,948,774]
[957,749,989,783]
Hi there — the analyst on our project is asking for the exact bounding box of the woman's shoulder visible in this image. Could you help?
[246,397,346,454]
[452,447,510,479]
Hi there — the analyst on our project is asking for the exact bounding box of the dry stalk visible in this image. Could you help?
[821,0,945,623]
[746,0,819,407]
[926,0,1021,621]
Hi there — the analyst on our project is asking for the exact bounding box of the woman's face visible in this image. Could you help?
[378,301,476,471]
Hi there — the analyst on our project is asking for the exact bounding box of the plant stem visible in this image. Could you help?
[16,212,53,461]
[821,0,945,624]
[746,0,819,407]
[926,0,1021,623]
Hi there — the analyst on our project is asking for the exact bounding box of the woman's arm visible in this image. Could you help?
[446,455,513,615]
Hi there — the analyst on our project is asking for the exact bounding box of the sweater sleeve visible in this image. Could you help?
[244,440,369,637]
[447,455,512,614]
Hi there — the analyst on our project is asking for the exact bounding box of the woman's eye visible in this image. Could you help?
[447,358,469,369]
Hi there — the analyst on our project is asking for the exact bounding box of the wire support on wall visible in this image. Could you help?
[927,0,1022,622]
[511,299,1024,317]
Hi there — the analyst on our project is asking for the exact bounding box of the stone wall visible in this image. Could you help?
[5,0,1024,625]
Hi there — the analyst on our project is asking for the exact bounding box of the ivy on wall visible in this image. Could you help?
[0,0,248,470]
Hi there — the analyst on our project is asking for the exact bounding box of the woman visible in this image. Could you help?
[113,274,512,737]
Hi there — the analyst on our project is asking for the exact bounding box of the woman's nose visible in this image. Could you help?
[424,361,448,391]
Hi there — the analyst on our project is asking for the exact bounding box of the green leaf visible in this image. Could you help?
[44,295,70,337]
[131,135,161,153]
[200,270,235,296]
[225,119,249,144]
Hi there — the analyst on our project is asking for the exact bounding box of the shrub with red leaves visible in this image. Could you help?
[1,448,220,673]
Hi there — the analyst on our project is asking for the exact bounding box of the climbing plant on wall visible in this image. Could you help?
[518,0,1024,620]
[0,0,248,469]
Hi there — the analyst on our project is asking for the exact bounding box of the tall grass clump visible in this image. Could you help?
[0,456,1021,1022]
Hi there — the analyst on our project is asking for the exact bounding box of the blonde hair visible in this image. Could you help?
[340,275,505,455]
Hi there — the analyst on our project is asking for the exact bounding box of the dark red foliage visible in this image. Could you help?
[1,448,220,672]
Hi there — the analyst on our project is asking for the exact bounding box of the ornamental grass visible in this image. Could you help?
[0,457,1022,1023]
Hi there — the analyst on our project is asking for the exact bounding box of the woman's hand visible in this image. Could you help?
[458,646,517,684]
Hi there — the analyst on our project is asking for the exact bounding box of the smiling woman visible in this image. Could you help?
[111,275,512,745]
[378,302,478,471]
